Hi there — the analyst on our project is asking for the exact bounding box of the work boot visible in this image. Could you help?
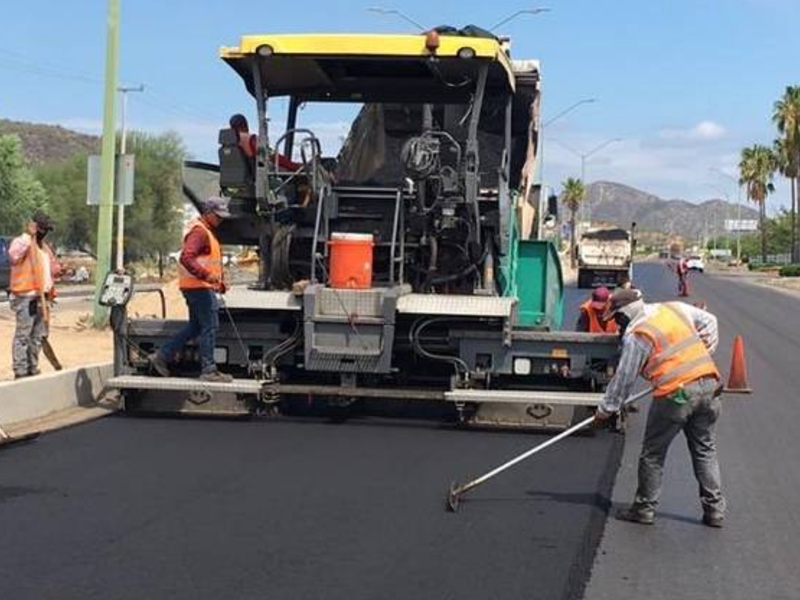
[149,353,171,377]
[614,505,655,525]
[200,370,233,383]
[702,512,724,528]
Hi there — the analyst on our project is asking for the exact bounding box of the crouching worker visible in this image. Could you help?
[595,289,726,528]
[150,198,233,383]
[576,286,617,334]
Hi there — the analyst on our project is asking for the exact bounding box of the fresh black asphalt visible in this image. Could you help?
[0,262,719,600]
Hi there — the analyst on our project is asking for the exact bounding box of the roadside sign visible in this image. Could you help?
[725,219,758,232]
[87,154,135,206]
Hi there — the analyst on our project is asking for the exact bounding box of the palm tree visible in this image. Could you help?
[561,177,585,268]
[774,138,798,256]
[773,86,800,262]
[739,145,778,263]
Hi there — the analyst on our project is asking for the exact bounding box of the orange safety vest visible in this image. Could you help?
[633,303,720,398]
[9,235,46,295]
[177,219,223,291]
[580,300,618,334]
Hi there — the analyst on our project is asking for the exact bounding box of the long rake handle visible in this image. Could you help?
[453,388,652,497]
[455,415,596,496]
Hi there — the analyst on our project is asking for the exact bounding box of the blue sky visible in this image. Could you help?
[1,0,798,209]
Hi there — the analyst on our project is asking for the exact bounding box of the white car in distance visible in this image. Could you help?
[685,255,705,273]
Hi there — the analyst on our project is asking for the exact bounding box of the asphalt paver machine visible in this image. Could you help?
[106,29,620,429]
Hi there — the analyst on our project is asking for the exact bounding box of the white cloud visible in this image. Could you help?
[543,132,792,215]
[659,120,728,142]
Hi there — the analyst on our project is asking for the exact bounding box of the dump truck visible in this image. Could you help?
[103,28,621,430]
[576,227,633,288]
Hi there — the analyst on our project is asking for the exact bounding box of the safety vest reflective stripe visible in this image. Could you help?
[633,303,720,398]
[177,220,223,291]
[9,237,43,294]
[652,355,718,390]
[580,301,617,334]
[642,335,699,377]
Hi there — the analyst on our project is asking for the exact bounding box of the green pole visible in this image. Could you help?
[93,0,121,326]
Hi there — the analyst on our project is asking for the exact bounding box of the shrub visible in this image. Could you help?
[779,264,800,277]
[748,263,781,272]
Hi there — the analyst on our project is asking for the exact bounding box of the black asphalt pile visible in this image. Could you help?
[0,414,622,600]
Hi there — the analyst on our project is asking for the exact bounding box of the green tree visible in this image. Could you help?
[0,134,48,235]
[739,144,777,263]
[120,131,186,265]
[36,154,96,252]
[35,131,186,269]
[561,177,585,269]
[773,86,800,261]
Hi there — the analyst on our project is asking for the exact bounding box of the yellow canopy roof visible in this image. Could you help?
[220,33,516,100]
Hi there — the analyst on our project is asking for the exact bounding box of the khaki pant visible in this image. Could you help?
[633,377,726,517]
[10,295,46,378]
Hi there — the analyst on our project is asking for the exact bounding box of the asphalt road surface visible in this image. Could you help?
[3,262,794,599]
[586,264,800,600]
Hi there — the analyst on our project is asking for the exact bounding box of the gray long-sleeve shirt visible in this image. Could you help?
[600,302,719,414]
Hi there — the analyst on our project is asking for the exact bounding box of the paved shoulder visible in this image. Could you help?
[585,265,800,600]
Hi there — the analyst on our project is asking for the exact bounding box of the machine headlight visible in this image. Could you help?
[257,44,275,57]
[513,357,532,376]
[457,47,476,59]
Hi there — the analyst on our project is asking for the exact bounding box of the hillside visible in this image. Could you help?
[583,181,758,241]
[0,119,99,164]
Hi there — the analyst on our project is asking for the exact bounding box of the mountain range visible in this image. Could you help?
[581,181,758,242]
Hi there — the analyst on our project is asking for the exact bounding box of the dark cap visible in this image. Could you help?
[229,113,249,132]
[32,210,54,232]
[202,196,231,219]
[590,286,611,310]
[601,288,644,321]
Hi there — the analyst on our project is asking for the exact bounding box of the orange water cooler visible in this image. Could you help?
[327,233,374,289]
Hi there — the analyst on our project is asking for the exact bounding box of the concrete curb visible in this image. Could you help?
[0,362,113,426]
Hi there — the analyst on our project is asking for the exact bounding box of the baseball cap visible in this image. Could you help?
[202,196,231,219]
[601,288,644,322]
[32,210,54,232]
[590,286,611,310]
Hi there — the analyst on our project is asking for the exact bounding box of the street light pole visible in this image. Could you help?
[543,98,596,128]
[116,84,144,272]
[538,98,596,239]
[490,8,551,32]
[550,137,622,224]
[710,167,743,264]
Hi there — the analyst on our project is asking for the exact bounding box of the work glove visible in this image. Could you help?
[218,281,228,295]
[594,405,616,422]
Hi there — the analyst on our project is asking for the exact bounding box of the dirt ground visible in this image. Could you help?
[0,280,187,382]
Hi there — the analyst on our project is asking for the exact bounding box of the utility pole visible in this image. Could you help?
[93,0,121,327]
[116,84,144,272]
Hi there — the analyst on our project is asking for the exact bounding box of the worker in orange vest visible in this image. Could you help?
[575,286,618,334]
[675,257,690,297]
[595,288,725,528]
[7,211,61,379]
[150,198,233,383]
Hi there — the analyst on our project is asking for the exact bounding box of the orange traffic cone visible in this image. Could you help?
[725,335,752,394]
